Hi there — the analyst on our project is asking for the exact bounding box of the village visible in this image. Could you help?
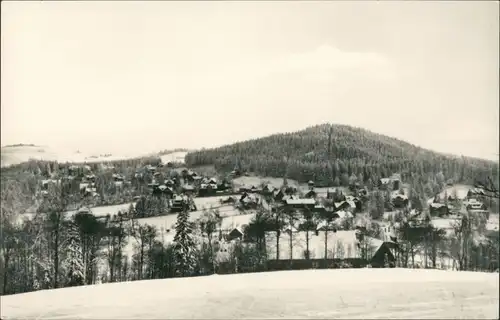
[34,159,500,275]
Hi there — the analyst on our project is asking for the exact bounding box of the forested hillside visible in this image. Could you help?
[186,124,498,195]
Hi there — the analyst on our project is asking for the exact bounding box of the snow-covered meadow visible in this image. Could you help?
[1,269,498,319]
[0,145,163,167]
[0,145,189,168]
[160,151,188,164]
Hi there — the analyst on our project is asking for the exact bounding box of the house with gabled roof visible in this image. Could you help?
[467,188,485,199]
[379,174,401,191]
[153,184,174,197]
[334,200,356,212]
[226,227,244,241]
[171,194,196,212]
[261,184,276,195]
[273,189,285,202]
[429,202,451,217]
[238,192,260,209]
[391,193,409,209]
[465,198,486,211]
[41,179,60,191]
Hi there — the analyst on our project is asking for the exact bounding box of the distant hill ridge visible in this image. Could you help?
[0,144,193,168]
[2,143,39,148]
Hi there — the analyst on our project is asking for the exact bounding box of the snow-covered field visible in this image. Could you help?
[133,207,253,232]
[160,151,188,164]
[0,145,159,167]
[122,211,255,256]
[430,213,499,236]
[20,195,240,219]
[22,194,254,258]
[1,269,498,319]
[487,213,499,232]
[428,184,472,204]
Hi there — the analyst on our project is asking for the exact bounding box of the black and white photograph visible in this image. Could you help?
[1,1,499,319]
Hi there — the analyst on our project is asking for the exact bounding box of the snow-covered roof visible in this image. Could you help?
[380,178,391,184]
[469,188,485,195]
[391,194,408,200]
[335,210,354,219]
[334,200,356,209]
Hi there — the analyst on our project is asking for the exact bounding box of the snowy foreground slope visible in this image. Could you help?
[2,269,498,319]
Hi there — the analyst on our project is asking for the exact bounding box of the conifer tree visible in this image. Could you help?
[65,223,85,287]
[173,203,197,277]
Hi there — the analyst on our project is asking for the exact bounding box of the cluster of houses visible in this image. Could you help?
[144,167,232,198]
[39,163,128,199]
[79,174,98,197]
[378,174,401,191]
[428,186,489,217]
[209,181,376,256]
[232,180,365,219]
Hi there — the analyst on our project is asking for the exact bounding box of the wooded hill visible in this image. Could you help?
[185,124,498,193]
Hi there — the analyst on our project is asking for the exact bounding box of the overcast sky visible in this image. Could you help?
[1,1,498,161]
